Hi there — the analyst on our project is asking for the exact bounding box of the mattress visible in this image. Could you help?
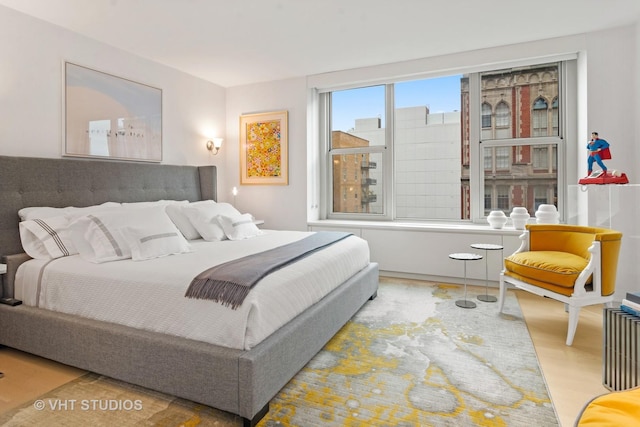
[15,230,370,350]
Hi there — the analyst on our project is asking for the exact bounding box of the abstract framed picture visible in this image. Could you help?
[64,62,162,162]
[239,110,288,185]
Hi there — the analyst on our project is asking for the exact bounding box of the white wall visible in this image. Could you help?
[0,5,226,167]
[225,78,308,230]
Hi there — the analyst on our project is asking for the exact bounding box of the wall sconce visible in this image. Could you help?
[232,186,238,206]
[206,138,223,155]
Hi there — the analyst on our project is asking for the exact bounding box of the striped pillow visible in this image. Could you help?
[19,216,77,259]
[216,213,261,241]
[122,225,191,261]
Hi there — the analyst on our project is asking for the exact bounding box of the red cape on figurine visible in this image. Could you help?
[578,169,629,185]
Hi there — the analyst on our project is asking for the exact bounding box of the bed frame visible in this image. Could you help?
[0,155,379,426]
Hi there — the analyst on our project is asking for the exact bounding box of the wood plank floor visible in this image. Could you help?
[0,283,610,426]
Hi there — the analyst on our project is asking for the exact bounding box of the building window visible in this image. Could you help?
[495,146,510,170]
[534,186,549,209]
[497,185,510,210]
[552,97,559,135]
[533,146,548,169]
[482,103,492,128]
[533,97,548,137]
[320,61,567,222]
[495,102,510,127]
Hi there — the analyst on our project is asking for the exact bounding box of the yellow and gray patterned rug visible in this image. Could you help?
[0,278,558,426]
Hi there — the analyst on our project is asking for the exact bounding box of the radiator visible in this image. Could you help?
[603,308,640,391]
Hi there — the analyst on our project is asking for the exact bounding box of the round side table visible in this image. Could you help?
[470,243,504,303]
[449,252,483,309]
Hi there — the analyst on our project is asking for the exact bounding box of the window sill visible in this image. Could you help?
[307,219,525,236]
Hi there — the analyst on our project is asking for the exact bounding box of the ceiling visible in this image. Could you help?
[2,0,639,88]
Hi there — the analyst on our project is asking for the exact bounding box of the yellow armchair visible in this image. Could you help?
[499,224,622,346]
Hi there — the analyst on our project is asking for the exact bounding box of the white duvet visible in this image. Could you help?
[15,230,370,350]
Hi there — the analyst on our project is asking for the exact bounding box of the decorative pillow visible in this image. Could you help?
[121,225,191,261]
[19,202,121,221]
[19,215,76,259]
[182,203,242,242]
[165,200,216,240]
[69,206,179,263]
[216,213,261,241]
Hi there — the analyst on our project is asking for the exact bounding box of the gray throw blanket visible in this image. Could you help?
[185,231,353,309]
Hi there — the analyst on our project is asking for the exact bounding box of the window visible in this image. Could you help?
[320,61,568,222]
[533,98,548,137]
[552,97,559,135]
[495,147,510,170]
[481,103,492,128]
[330,86,385,215]
[495,102,510,127]
[476,63,561,218]
[497,185,510,210]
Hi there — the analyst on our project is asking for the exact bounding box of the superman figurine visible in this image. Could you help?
[578,132,628,184]
[586,131,609,177]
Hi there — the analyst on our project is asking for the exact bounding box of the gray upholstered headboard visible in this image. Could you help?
[0,155,217,259]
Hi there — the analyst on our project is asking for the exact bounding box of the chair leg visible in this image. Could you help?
[498,275,507,312]
[566,305,581,346]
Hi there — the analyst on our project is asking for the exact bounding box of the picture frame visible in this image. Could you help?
[64,62,162,162]
[239,110,288,185]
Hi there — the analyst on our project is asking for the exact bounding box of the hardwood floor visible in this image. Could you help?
[0,284,609,426]
[515,288,607,427]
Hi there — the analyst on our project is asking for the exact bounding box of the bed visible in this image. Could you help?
[0,155,379,426]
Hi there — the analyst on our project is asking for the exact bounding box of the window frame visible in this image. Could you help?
[318,58,574,224]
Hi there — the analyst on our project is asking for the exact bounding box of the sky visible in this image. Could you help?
[331,75,463,132]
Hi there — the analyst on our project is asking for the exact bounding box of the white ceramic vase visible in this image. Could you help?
[509,207,530,230]
[487,210,508,229]
[535,204,560,224]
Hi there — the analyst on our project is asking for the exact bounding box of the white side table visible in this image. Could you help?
[449,253,483,309]
[470,243,504,303]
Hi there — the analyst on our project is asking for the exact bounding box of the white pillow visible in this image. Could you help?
[216,213,261,241]
[19,216,77,259]
[121,200,188,209]
[121,225,191,261]
[182,202,242,242]
[19,202,121,221]
[70,206,180,263]
[166,200,216,240]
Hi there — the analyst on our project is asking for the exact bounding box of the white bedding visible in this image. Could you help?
[15,230,370,350]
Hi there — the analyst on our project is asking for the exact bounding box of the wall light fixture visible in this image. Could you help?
[206,138,223,155]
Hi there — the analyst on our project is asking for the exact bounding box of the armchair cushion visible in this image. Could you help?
[576,386,640,426]
[504,251,589,295]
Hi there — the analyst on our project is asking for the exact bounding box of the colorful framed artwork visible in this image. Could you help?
[64,62,162,162]
[239,110,288,185]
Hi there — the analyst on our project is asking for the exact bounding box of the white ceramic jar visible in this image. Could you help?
[487,210,508,229]
[510,207,530,230]
[535,204,560,224]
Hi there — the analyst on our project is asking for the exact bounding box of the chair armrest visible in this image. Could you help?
[508,230,530,257]
[573,241,601,297]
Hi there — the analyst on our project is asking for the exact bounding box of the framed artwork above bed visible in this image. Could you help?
[239,110,288,185]
[63,62,163,163]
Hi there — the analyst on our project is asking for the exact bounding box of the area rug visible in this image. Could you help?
[0,278,558,426]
